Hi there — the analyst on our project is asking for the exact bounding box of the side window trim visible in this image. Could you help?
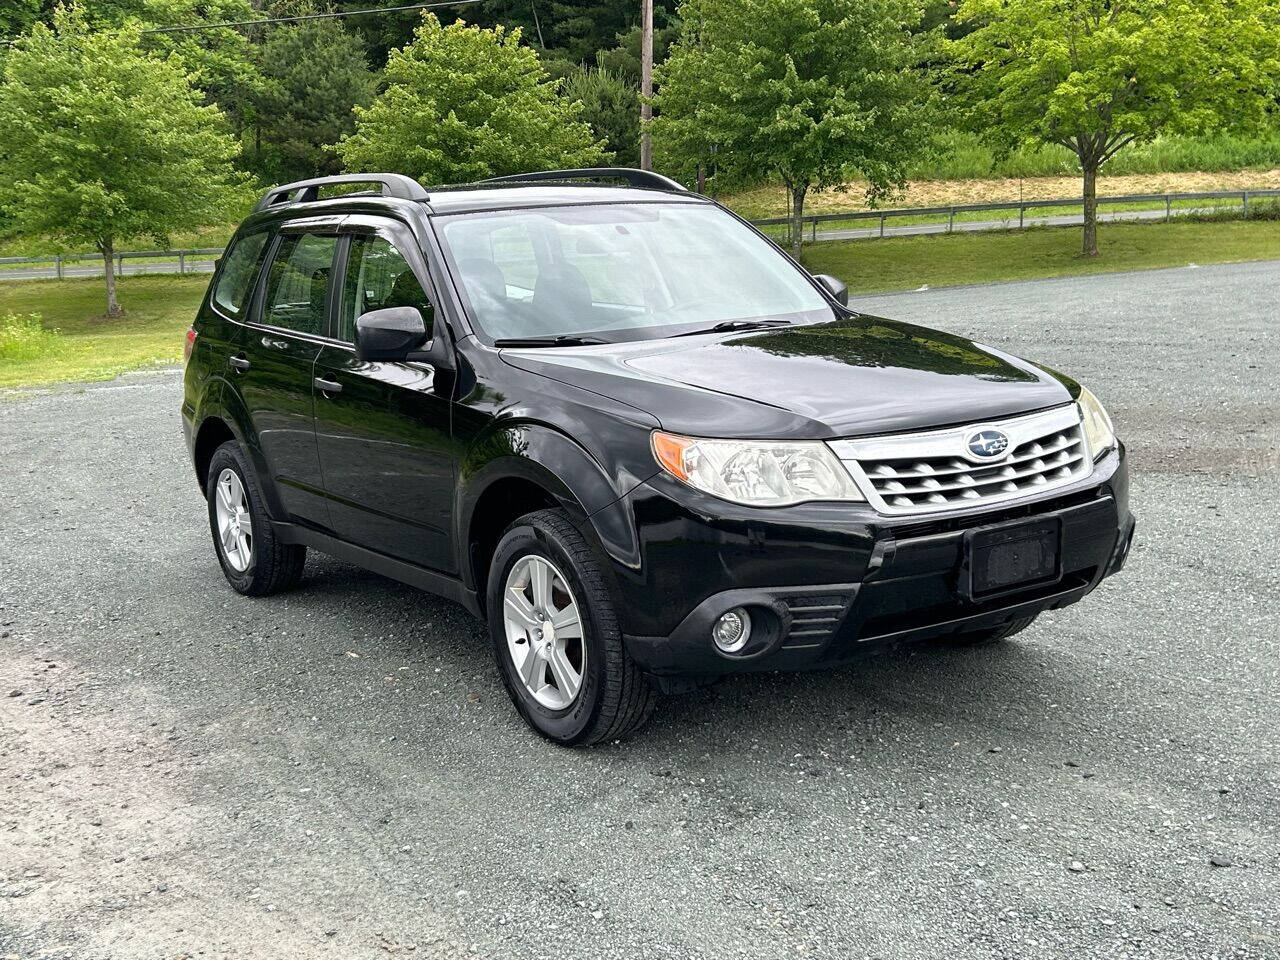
[327,235,352,342]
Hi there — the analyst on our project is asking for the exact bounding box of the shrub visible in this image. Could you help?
[562,67,640,167]
[0,312,62,361]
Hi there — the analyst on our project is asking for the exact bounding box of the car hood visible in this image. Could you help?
[500,314,1078,439]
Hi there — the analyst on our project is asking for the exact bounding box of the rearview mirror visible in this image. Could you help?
[814,273,849,306]
[354,306,427,361]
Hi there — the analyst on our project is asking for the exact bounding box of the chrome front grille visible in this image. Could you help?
[829,405,1091,515]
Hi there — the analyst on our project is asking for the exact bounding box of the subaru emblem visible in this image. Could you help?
[966,429,1009,459]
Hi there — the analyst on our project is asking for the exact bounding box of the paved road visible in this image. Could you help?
[2,261,1277,959]
[0,259,219,282]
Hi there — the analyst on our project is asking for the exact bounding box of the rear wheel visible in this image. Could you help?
[206,441,306,596]
[487,509,655,745]
[942,615,1037,647]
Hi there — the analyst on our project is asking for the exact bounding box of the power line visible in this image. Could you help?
[140,0,483,35]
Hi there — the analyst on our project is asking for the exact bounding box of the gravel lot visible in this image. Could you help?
[2,260,1277,959]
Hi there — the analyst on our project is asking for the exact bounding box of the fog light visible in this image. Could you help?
[712,607,752,653]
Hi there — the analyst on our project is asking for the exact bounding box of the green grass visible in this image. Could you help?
[2,218,1279,390]
[804,218,1280,294]
[910,130,1280,181]
[0,274,207,389]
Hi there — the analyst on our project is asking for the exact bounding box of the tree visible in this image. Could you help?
[653,0,936,258]
[137,0,262,135]
[336,15,606,184]
[0,0,43,39]
[950,0,1280,257]
[0,9,251,316]
[562,66,640,165]
[544,0,674,64]
[249,18,377,183]
[596,22,679,85]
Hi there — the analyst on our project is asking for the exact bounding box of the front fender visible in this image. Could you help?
[456,422,655,590]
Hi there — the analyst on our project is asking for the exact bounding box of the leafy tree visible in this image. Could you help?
[653,0,936,258]
[545,0,648,64]
[336,14,606,184]
[0,9,251,316]
[1,0,43,39]
[72,0,263,128]
[341,0,677,68]
[249,18,377,183]
[562,66,640,165]
[950,0,1280,257]
[595,22,679,85]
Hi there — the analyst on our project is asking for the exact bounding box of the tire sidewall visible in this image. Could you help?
[206,446,259,593]
[487,520,607,744]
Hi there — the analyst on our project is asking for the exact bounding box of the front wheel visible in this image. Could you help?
[487,509,655,745]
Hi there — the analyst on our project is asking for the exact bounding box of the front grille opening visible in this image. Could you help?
[851,568,1097,643]
[862,426,1087,511]
[781,593,853,647]
[829,405,1094,518]
[889,487,1104,538]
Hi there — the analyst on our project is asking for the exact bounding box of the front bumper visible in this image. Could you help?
[617,445,1133,677]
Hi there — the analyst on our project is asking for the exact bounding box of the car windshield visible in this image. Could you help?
[436,202,834,343]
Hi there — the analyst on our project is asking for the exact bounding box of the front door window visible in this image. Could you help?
[338,235,434,343]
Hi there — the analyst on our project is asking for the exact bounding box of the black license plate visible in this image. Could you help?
[963,519,1062,599]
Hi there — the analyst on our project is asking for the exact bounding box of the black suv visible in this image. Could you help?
[182,168,1134,744]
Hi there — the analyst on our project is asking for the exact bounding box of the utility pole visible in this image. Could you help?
[640,0,653,170]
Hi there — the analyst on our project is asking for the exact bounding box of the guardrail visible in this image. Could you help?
[748,188,1280,241]
[0,247,224,279]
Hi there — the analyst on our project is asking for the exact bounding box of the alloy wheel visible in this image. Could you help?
[503,555,585,710]
[214,467,253,572]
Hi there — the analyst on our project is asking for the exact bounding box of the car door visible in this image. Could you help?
[312,219,458,572]
[234,221,341,529]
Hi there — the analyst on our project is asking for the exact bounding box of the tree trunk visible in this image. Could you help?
[788,183,809,260]
[101,237,122,317]
[1081,164,1099,257]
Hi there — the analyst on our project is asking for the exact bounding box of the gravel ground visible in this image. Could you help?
[2,260,1277,960]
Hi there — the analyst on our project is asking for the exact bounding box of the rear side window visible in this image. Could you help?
[212,231,269,318]
[260,233,339,336]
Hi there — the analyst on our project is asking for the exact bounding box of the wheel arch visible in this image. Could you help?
[193,416,236,492]
[458,423,643,614]
[190,377,284,517]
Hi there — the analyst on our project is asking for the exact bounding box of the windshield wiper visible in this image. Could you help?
[493,334,609,348]
[670,319,792,338]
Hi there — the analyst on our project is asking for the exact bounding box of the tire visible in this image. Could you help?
[942,615,1037,647]
[205,440,306,596]
[487,508,655,746]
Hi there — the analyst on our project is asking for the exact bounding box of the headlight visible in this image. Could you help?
[1077,387,1116,459]
[651,431,862,506]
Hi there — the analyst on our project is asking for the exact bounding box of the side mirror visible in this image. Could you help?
[814,273,849,306]
[354,306,428,361]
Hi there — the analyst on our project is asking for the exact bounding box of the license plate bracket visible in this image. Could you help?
[960,517,1062,601]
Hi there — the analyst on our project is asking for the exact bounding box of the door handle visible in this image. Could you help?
[314,376,343,395]
[261,336,290,350]
[228,354,250,372]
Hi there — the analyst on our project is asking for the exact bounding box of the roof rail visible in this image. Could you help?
[254,173,429,212]
[478,167,687,192]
